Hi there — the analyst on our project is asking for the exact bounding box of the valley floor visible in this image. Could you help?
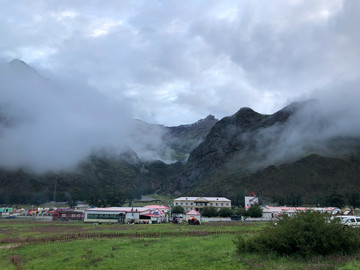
[0,221,359,269]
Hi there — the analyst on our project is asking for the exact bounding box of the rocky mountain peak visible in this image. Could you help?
[8,59,41,78]
[9,58,29,66]
[202,114,216,121]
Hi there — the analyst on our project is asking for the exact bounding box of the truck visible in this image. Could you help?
[188,216,200,225]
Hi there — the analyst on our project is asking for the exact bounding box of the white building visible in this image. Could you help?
[245,195,259,208]
[185,209,201,221]
[173,197,231,212]
[84,207,151,224]
[261,206,342,220]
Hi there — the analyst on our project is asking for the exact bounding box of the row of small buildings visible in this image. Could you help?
[84,205,169,224]
[261,206,343,220]
[83,197,233,224]
[2,195,351,223]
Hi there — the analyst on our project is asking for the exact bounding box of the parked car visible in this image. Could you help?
[230,215,243,221]
[342,216,360,227]
[332,215,360,227]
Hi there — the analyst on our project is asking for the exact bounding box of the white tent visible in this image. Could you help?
[185,209,200,221]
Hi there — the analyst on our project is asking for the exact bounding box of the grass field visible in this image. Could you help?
[0,220,360,269]
[0,220,262,244]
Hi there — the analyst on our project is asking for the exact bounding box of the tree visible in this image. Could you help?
[229,192,245,207]
[272,195,285,206]
[235,207,248,216]
[86,189,125,207]
[325,191,345,208]
[348,192,360,208]
[172,205,185,214]
[234,211,360,258]
[285,193,303,206]
[67,199,77,209]
[202,206,218,217]
[247,203,262,218]
[218,207,233,217]
[106,191,125,207]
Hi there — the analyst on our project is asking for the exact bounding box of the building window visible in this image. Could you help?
[180,203,183,205]
[210,203,213,206]
[226,203,229,206]
[221,203,223,206]
[87,214,119,220]
[216,203,218,206]
[186,203,188,205]
[190,203,193,205]
[175,203,178,205]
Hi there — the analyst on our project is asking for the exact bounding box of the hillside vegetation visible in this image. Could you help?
[1,61,360,206]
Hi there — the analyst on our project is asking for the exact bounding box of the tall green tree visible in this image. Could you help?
[247,203,263,218]
[172,205,185,214]
[202,206,218,217]
[218,207,233,217]
[325,191,345,208]
[348,192,360,208]
[285,193,303,206]
[235,207,248,216]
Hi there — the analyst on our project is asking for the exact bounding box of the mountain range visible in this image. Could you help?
[0,60,360,207]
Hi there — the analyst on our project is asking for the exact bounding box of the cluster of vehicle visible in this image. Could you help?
[168,216,200,225]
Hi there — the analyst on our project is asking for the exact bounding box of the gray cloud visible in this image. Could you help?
[0,61,128,171]
[0,60,171,172]
[1,0,357,125]
[244,79,360,171]
[0,0,360,171]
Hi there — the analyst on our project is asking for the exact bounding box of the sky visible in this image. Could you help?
[1,0,359,126]
[1,0,360,172]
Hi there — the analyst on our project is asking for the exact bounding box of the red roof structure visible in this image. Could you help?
[186,210,200,216]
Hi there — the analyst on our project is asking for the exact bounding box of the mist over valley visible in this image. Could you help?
[1,60,360,206]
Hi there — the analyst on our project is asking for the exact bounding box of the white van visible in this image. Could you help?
[336,216,360,227]
[329,215,360,227]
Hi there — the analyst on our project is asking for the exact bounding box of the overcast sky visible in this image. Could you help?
[0,0,359,126]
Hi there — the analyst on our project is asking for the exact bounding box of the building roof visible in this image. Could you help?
[144,205,169,210]
[186,210,200,215]
[262,206,341,213]
[174,197,231,202]
[150,210,165,215]
[86,207,150,213]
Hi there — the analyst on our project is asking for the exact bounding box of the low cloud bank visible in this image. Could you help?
[245,80,360,170]
[0,60,167,173]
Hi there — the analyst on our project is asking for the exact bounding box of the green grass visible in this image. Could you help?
[2,235,360,269]
[1,235,240,270]
[1,221,360,269]
[130,193,176,207]
[0,220,264,243]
